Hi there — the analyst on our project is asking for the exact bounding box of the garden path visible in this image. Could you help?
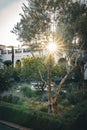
[0,120,32,130]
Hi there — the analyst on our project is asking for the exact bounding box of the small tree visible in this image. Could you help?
[20,56,46,87]
[12,0,87,114]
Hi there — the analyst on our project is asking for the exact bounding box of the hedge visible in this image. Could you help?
[0,101,87,130]
[0,101,63,130]
[63,100,87,130]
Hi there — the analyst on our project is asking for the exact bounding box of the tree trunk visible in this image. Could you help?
[47,54,53,113]
[51,66,76,114]
[48,97,58,114]
[51,97,58,114]
[12,46,14,68]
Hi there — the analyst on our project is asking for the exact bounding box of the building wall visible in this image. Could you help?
[0,45,87,81]
[0,47,44,67]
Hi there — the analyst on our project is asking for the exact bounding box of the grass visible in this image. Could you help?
[1,82,87,115]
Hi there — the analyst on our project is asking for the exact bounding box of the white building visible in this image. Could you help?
[0,44,44,67]
[0,44,87,81]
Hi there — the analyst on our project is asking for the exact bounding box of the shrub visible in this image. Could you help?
[0,100,87,130]
[41,92,48,102]
[0,91,23,104]
[21,87,36,98]
[0,101,62,130]
[67,90,87,104]
[61,100,87,130]
[0,69,12,92]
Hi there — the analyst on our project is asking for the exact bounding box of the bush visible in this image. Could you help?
[0,69,12,92]
[39,104,48,112]
[62,100,87,130]
[67,90,87,104]
[0,94,22,104]
[0,101,62,130]
[0,100,87,130]
[41,92,48,102]
[21,87,36,98]
[0,91,23,104]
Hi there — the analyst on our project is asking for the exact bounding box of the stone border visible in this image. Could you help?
[0,120,32,130]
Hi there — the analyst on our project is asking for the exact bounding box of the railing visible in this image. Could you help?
[1,49,31,55]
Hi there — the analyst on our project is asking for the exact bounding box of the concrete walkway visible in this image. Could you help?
[0,120,32,130]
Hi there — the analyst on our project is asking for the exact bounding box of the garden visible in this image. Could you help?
[0,0,87,129]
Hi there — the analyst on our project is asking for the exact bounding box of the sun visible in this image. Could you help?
[47,42,57,54]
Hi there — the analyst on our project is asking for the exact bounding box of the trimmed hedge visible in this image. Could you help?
[62,100,87,130]
[0,101,87,130]
[0,101,63,130]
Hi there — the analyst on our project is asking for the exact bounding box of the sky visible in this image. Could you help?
[0,0,86,47]
[0,0,26,47]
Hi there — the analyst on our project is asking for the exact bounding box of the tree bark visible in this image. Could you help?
[51,66,77,114]
[12,46,14,68]
[47,54,53,113]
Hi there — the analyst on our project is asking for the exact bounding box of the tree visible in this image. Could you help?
[12,0,87,114]
[21,56,46,89]
[60,1,87,50]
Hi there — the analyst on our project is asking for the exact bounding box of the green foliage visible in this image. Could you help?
[12,0,51,42]
[12,0,87,50]
[0,66,20,93]
[20,56,45,81]
[67,90,87,105]
[21,87,36,98]
[41,92,48,102]
[60,1,87,49]
[0,68,12,92]
[0,94,22,104]
[11,0,87,105]
[0,100,87,130]
[53,61,66,77]
[62,100,87,130]
[0,101,62,130]
[20,55,67,83]
[14,61,21,81]
[13,70,20,82]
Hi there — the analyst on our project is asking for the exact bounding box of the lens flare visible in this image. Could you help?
[47,42,57,53]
